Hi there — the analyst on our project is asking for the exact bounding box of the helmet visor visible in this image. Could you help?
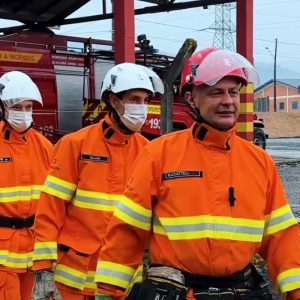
[193,49,260,86]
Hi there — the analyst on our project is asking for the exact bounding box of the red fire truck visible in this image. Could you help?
[0,29,267,148]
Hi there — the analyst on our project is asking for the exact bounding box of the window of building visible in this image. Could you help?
[292,101,298,110]
[279,102,285,110]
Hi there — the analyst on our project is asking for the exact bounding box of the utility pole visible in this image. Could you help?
[273,38,278,112]
[265,38,278,112]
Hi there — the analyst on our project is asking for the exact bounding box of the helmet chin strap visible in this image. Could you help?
[194,107,233,132]
[0,100,6,122]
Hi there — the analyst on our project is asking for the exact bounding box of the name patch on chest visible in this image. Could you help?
[0,157,12,163]
[162,170,203,181]
[80,154,109,163]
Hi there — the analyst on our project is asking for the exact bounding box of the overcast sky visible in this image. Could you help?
[1,0,299,85]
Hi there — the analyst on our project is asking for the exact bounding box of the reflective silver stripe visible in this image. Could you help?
[154,216,263,235]
[86,274,95,282]
[265,211,294,228]
[33,248,57,255]
[55,269,85,285]
[164,223,263,234]
[44,181,74,196]
[32,187,42,194]
[0,254,31,263]
[117,202,151,224]
[279,275,300,289]
[74,194,116,206]
[6,256,31,263]
[0,191,31,197]
[97,267,133,282]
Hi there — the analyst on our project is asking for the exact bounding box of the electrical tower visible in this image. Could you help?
[213,4,235,50]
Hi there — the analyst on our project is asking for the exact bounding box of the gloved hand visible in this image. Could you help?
[31,269,62,300]
[95,293,113,300]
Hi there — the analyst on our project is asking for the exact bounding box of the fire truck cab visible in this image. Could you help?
[0,29,267,149]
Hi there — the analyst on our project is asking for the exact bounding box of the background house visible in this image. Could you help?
[254,79,300,113]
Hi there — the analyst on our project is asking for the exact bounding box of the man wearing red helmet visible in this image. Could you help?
[94,48,300,300]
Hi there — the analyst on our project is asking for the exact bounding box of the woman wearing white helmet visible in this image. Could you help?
[0,70,43,133]
[31,63,163,300]
[0,71,53,300]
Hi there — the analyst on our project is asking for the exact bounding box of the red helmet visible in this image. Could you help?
[180,48,259,95]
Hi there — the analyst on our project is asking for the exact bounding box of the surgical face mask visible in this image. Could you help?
[118,103,148,132]
[7,110,33,132]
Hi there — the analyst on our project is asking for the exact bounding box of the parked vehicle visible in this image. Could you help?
[0,29,267,149]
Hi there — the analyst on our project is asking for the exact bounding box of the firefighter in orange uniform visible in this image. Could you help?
[31,63,164,300]
[0,71,53,300]
[95,48,300,300]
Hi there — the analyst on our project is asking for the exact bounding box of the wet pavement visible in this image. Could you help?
[266,138,300,218]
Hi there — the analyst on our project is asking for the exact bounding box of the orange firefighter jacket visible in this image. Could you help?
[32,115,148,291]
[96,122,300,297]
[0,121,53,271]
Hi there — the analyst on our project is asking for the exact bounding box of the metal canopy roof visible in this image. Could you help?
[0,0,235,28]
[0,0,90,26]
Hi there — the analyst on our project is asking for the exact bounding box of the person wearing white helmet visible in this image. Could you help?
[100,62,164,133]
[31,62,164,300]
[0,71,53,300]
[94,49,300,300]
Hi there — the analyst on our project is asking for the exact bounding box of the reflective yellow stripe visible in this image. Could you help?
[84,271,97,289]
[95,261,135,289]
[154,215,264,242]
[73,189,118,211]
[264,205,297,235]
[126,265,143,296]
[54,264,87,290]
[43,175,76,200]
[33,242,57,260]
[114,195,152,230]
[32,185,43,199]
[0,185,43,202]
[276,268,300,292]
[0,250,33,268]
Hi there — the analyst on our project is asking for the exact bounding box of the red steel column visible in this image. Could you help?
[236,0,254,142]
[113,0,135,63]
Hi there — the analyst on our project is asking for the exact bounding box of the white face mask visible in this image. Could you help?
[7,110,33,132]
[118,103,148,132]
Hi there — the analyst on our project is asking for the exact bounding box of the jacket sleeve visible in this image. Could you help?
[95,147,158,290]
[259,155,300,296]
[32,135,79,270]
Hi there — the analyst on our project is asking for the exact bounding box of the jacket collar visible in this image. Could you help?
[192,122,236,151]
[100,114,133,145]
[0,121,28,144]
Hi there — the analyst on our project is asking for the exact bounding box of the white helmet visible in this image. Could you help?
[100,62,164,99]
[0,71,42,107]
